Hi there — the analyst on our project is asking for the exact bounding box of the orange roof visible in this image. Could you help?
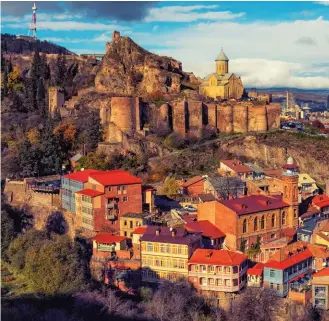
[308,244,329,259]
[248,263,264,276]
[188,249,246,266]
[93,232,126,244]
[312,267,329,278]
[76,189,103,197]
[63,169,99,182]
[264,169,283,179]
[182,176,204,188]
[133,227,147,235]
[185,220,225,239]
[321,220,329,232]
[89,170,142,186]
[220,160,253,174]
[312,194,329,209]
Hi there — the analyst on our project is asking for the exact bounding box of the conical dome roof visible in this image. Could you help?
[216,48,229,61]
[287,156,294,165]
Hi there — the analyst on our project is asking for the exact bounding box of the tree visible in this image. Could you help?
[53,121,77,151]
[164,132,185,149]
[8,64,24,92]
[1,209,15,258]
[2,63,8,97]
[85,111,103,151]
[37,77,46,116]
[27,128,40,145]
[54,53,67,87]
[162,176,180,196]
[24,235,87,295]
[18,139,43,177]
[45,211,68,236]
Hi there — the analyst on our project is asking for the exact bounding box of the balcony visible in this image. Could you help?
[199,281,245,293]
[106,209,119,220]
[315,291,327,298]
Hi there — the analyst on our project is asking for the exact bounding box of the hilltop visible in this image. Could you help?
[1,33,75,55]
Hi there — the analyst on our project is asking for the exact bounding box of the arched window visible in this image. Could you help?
[254,217,258,231]
[261,215,265,230]
[242,219,247,233]
[271,214,275,227]
[282,212,286,225]
[294,209,298,218]
[284,186,287,197]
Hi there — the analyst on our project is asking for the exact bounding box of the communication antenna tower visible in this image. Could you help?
[28,1,37,39]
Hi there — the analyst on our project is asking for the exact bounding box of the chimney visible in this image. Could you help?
[156,228,161,236]
[171,229,176,237]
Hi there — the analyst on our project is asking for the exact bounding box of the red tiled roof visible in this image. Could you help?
[185,220,225,239]
[220,160,253,173]
[182,176,204,188]
[133,227,147,235]
[93,232,126,244]
[312,194,329,209]
[283,164,299,169]
[312,267,329,278]
[308,244,329,259]
[264,248,313,270]
[264,169,283,179]
[220,195,289,215]
[63,169,99,182]
[282,227,297,238]
[248,263,264,276]
[300,207,321,219]
[89,170,142,186]
[76,189,103,197]
[188,249,246,266]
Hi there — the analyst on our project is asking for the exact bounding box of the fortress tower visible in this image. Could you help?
[48,87,64,116]
[216,48,229,74]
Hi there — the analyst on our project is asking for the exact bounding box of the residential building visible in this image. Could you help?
[182,176,206,196]
[263,241,313,297]
[70,153,83,169]
[61,169,99,212]
[198,171,299,251]
[119,212,151,238]
[247,263,264,287]
[308,244,329,271]
[313,220,329,247]
[297,217,327,244]
[184,220,226,249]
[204,174,246,200]
[140,226,201,283]
[188,249,248,293]
[298,173,319,200]
[312,268,329,310]
[244,163,265,180]
[132,226,147,259]
[312,194,329,219]
[142,185,156,212]
[218,159,253,181]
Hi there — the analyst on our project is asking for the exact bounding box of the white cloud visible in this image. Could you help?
[6,20,128,31]
[145,5,245,22]
[316,1,329,5]
[140,18,329,89]
[152,25,158,31]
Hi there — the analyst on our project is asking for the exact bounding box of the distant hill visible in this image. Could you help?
[1,33,75,55]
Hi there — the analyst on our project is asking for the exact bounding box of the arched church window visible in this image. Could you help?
[254,217,258,231]
[261,215,265,230]
[281,212,286,225]
[271,214,275,227]
[242,219,247,233]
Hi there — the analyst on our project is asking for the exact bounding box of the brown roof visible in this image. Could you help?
[189,249,246,266]
[182,176,204,188]
[220,160,253,174]
[220,195,289,215]
[264,169,283,179]
[185,220,225,239]
[198,193,216,202]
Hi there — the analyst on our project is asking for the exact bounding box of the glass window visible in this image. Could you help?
[281,212,286,225]
[124,220,127,226]
[270,270,275,277]
[172,245,177,254]
[202,265,207,272]
[154,244,159,252]
[271,214,275,227]
[261,215,265,229]
[201,277,207,285]
[147,243,153,252]
[160,244,166,253]
[209,265,215,272]
[177,246,182,254]
[254,217,258,231]
[166,244,171,253]
[217,279,223,285]
[209,278,215,285]
[242,219,247,233]
[123,196,128,202]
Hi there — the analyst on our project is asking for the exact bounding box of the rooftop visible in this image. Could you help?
[248,263,264,276]
[133,226,147,235]
[216,48,229,61]
[140,226,201,245]
[244,163,264,175]
[89,169,142,186]
[184,220,225,239]
[198,193,217,202]
[312,194,329,209]
[220,159,253,173]
[188,249,246,266]
[264,169,283,179]
[63,169,99,183]
[312,267,329,278]
[76,189,104,197]
[182,176,205,188]
[93,232,126,244]
[220,195,289,215]
[121,212,150,219]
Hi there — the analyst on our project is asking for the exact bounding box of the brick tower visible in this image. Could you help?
[282,156,299,227]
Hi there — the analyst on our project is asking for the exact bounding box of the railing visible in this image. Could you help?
[199,282,245,292]
[314,291,327,298]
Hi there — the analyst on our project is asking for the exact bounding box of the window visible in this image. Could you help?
[123,196,128,202]
[177,246,182,254]
[122,185,127,193]
[147,243,153,252]
[201,278,207,286]
[124,231,127,237]
[209,278,215,285]
[261,215,265,230]
[294,209,297,218]
[242,219,247,233]
[178,261,185,269]
[129,221,133,228]
[92,185,96,190]
[154,244,159,252]
[270,270,275,277]
[281,212,286,225]
[217,279,223,285]
[160,244,165,253]
[209,266,215,272]
[124,220,127,226]
[270,283,274,289]
[130,233,133,237]
[109,186,112,192]
[254,217,258,231]
[202,265,207,273]
[166,244,171,253]
[225,279,231,286]
[218,266,222,272]
[172,245,177,254]
[271,214,275,227]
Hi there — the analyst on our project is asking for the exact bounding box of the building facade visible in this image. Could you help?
[312,268,329,310]
[140,226,201,283]
[119,213,151,238]
[188,249,247,293]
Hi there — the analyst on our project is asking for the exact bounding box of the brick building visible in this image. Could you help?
[188,249,248,293]
[140,226,201,283]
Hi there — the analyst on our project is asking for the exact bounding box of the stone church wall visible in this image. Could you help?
[233,105,248,133]
[172,100,187,137]
[217,105,234,133]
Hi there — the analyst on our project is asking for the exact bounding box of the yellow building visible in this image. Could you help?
[119,212,151,238]
[199,49,244,100]
[313,220,329,247]
[298,173,319,200]
[140,226,201,282]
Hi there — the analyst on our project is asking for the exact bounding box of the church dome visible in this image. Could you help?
[287,156,294,165]
[216,48,229,61]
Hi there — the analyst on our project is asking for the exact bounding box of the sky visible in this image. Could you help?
[2,1,329,89]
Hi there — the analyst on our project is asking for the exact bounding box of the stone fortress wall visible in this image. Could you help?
[100,97,281,143]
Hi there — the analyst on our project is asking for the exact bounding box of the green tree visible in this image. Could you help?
[54,53,67,87]
[37,77,46,116]
[162,176,180,196]
[85,111,103,151]
[8,64,24,92]
[25,235,87,295]
[18,139,43,177]
[1,209,15,258]
[2,64,8,97]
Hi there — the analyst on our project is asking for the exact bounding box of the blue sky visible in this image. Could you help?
[2,1,329,89]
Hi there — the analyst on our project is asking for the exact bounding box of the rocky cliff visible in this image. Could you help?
[95,34,196,99]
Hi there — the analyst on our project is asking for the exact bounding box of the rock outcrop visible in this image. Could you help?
[95,32,188,98]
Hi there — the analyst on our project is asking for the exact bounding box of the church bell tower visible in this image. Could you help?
[216,48,229,74]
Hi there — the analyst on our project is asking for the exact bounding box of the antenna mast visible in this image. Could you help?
[28,1,37,39]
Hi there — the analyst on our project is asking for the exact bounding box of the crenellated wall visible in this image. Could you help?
[100,97,281,143]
